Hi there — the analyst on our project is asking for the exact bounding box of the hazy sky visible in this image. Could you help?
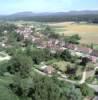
[0,0,98,14]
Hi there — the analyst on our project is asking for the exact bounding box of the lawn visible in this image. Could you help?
[52,60,70,72]
[48,22,98,44]
[46,59,82,73]
[46,59,68,72]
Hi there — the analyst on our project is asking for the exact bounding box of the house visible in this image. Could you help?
[44,66,55,74]
[64,43,78,56]
[65,43,76,50]
[64,43,93,57]
[76,45,92,54]
[75,45,92,57]
[90,50,98,63]
[40,65,55,74]
[16,26,33,40]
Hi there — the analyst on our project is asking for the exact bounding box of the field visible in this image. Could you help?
[93,44,98,50]
[48,22,98,44]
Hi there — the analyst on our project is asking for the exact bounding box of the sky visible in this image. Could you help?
[0,0,98,15]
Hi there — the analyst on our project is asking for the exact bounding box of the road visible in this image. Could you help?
[79,70,86,84]
[0,52,11,62]
[33,68,86,85]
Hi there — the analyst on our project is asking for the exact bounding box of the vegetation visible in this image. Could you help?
[41,25,60,39]
[64,34,81,44]
[2,14,98,23]
[7,54,33,78]
[80,83,94,97]
[48,22,98,44]
[25,47,53,64]
[0,52,84,100]
[60,49,72,61]
[0,23,17,34]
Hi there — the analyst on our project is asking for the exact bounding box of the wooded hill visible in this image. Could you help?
[0,10,98,22]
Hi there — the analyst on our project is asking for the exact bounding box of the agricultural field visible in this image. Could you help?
[93,44,98,50]
[47,22,98,44]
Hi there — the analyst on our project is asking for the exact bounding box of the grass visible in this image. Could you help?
[46,59,74,72]
[46,59,69,72]
[52,61,69,72]
[48,22,98,44]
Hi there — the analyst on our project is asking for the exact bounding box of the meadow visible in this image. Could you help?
[48,22,98,44]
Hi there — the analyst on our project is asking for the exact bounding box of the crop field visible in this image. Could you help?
[48,22,98,44]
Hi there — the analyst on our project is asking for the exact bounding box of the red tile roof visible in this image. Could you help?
[76,45,92,54]
[90,50,98,57]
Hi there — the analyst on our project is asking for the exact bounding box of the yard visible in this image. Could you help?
[46,59,83,80]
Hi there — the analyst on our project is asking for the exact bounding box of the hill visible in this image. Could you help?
[0,10,98,22]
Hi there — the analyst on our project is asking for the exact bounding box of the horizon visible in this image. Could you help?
[1,10,98,16]
[0,0,98,15]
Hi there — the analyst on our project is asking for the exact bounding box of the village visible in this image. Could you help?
[15,24,98,100]
[0,23,98,100]
[15,24,98,63]
[0,0,98,100]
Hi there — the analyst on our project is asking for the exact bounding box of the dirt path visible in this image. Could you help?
[0,52,11,62]
[79,70,86,84]
[33,68,86,85]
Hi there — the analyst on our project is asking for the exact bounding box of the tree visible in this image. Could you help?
[0,61,8,75]
[7,54,33,78]
[25,48,53,64]
[10,75,33,98]
[31,75,83,100]
[24,39,32,47]
[41,25,59,39]
[42,26,54,36]
[80,57,89,67]
[48,32,60,39]
[65,34,81,44]
[66,64,77,75]
[80,83,94,97]
[61,49,72,61]
[90,43,94,49]
[0,84,19,100]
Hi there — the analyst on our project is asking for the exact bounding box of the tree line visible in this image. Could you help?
[2,14,98,23]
